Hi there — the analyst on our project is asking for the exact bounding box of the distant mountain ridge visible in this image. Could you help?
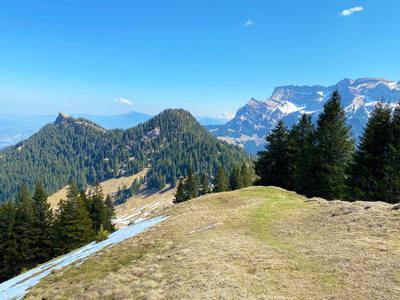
[0,111,153,150]
[206,77,400,154]
[0,109,248,204]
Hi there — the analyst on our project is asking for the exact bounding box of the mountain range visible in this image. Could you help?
[0,109,248,203]
[0,111,233,150]
[206,77,400,154]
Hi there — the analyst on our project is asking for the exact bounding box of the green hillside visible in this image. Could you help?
[0,109,249,204]
[24,186,400,299]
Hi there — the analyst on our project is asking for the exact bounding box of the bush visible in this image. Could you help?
[95,225,110,243]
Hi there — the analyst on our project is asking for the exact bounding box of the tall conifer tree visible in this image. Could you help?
[213,165,229,193]
[184,167,197,200]
[346,101,394,202]
[311,90,354,199]
[0,202,19,282]
[287,114,316,194]
[229,165,242,190]
[240,161,252,188]
[14,184,35,268]
[174,178,186,203]
[31,181,53,264]
[53,180,95,255]
[255,119,290,188]
[199,172,210,195]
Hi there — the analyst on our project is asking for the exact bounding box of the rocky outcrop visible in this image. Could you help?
[54,111,70,125]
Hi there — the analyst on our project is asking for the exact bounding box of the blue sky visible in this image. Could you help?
[0,0,399,116]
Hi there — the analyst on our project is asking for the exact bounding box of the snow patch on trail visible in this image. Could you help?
[0,216,169,300]
[113,201,162,225]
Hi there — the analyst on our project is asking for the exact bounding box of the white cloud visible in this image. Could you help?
[245,19,253,26]
[113,97,133,105]
[339,6,364,17]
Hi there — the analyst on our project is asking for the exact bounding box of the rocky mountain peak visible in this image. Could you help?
[206,77,400,154]
[54,111,70,125]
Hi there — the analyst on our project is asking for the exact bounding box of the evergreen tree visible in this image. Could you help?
[311,90,355,200]
[95,225,110,243]
[199,172,210,195]
[31,181,53,264]
[104,195,116,232]
[14,184,35,269]
[254,120,291,188]
[390,100,400,202]
[184,167,197,200]
[287,114,316,194]
[89,179,106,233]
[174,178,186,203]
[240,161,252,188]
[346,101,394,202]
[0,201,19,282]
[229,165,242,190]
[213,165,229,193]
[53,180,95,256]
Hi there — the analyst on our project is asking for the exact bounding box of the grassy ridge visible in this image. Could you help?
[25,187,400,299]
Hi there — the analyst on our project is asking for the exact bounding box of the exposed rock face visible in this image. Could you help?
[206,78,400,154]
[54,111,70,125]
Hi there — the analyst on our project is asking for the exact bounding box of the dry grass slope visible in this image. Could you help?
[26,186,400,299]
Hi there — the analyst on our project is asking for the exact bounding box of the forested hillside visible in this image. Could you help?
[0,109,249,204]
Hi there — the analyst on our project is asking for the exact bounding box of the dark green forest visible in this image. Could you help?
[0,179,114,283]
[255,91,400,203]
[0,109,249,204]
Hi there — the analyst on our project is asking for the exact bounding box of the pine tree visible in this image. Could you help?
[53,180,95,255]
[174,178,186,203]
[287,114,316,194]
[184,167,197,200]
[255,120,290,188]
[346,101,394,202]
[89,179,106,233]
[104,195,116,232]
[311,90,355,200]
[240,161,252,188]
[199,172,210,195]
[0,201,19,282]
[213,165,229,193]
[31,181,53,264]
[14,184,36,269]
[390,100,400,202]
[229,165,242,190]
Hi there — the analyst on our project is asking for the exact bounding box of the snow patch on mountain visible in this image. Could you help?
[206,77,400,154]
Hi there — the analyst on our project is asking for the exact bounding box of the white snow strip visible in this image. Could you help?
[112,211,142,224]
[279,102,305,114]
[0,216,169,300]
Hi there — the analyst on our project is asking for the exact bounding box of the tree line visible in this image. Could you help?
[0,179,115,283]
[255,90,400,203]
[174,161,254,203]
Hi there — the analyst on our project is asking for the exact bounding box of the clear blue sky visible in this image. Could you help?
[0,0,399,116]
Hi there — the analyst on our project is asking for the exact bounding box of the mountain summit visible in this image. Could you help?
[54,111,70,124]
[206,77,400,154]
[0,109,248,203]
